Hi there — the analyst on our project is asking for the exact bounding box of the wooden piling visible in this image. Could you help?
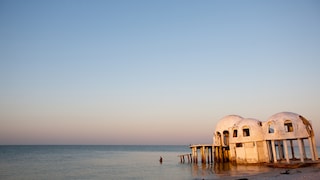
[187,144,214,164]
[178,154,193,163]
[201,146,205,163]
[210,147,213,163]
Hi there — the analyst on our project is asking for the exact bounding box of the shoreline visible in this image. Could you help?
[227,163,320,180]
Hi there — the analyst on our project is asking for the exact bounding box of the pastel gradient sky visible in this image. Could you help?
[1,0,320,145]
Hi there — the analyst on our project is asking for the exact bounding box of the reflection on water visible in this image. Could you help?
[185,146,320,179]
[188,162,273,179]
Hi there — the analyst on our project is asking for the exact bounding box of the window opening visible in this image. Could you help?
[233,129,238,137]
[284,120,293,132]
[223,131,229,146]
[217,132,221,137]
[215,132,221,145]
[268,123,274,133]
[236,143,243,147]
[243,128,250,137]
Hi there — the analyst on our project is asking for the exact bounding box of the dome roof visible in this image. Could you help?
[213,115,243,146]
[215,115,243,133]
[232,118,264,142]
[264,112,313,140]
[235,118,262,127]
[268,112,304,123]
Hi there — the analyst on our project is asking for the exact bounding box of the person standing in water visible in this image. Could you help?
[159,156,163,164]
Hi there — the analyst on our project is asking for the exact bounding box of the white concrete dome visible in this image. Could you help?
[230,118,264,143]
[264,112,313,140]
[215,115,243,133]
[213,115,243,146]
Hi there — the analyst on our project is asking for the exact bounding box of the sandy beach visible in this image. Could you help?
[232,163,320,180]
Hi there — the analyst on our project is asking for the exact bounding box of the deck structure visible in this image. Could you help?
[188,144,214,164]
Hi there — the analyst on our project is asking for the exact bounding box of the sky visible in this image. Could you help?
[1,0,320,145]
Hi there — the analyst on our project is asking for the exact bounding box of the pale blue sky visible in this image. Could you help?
[1,0,320,145]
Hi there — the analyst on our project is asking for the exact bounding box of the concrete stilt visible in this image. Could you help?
[308,137,315,161]
[298,138,304,163]
[301,139,306,159]
[312,137,319,160]
[271,140,277,163]
[283,140,290,163]
[290,140,295,159]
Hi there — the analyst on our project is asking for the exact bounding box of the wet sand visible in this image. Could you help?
[231,163,320,180]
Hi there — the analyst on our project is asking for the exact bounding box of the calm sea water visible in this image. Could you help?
[0,145,318,180]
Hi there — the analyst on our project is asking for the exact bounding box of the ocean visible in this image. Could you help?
[0,145,318,180]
